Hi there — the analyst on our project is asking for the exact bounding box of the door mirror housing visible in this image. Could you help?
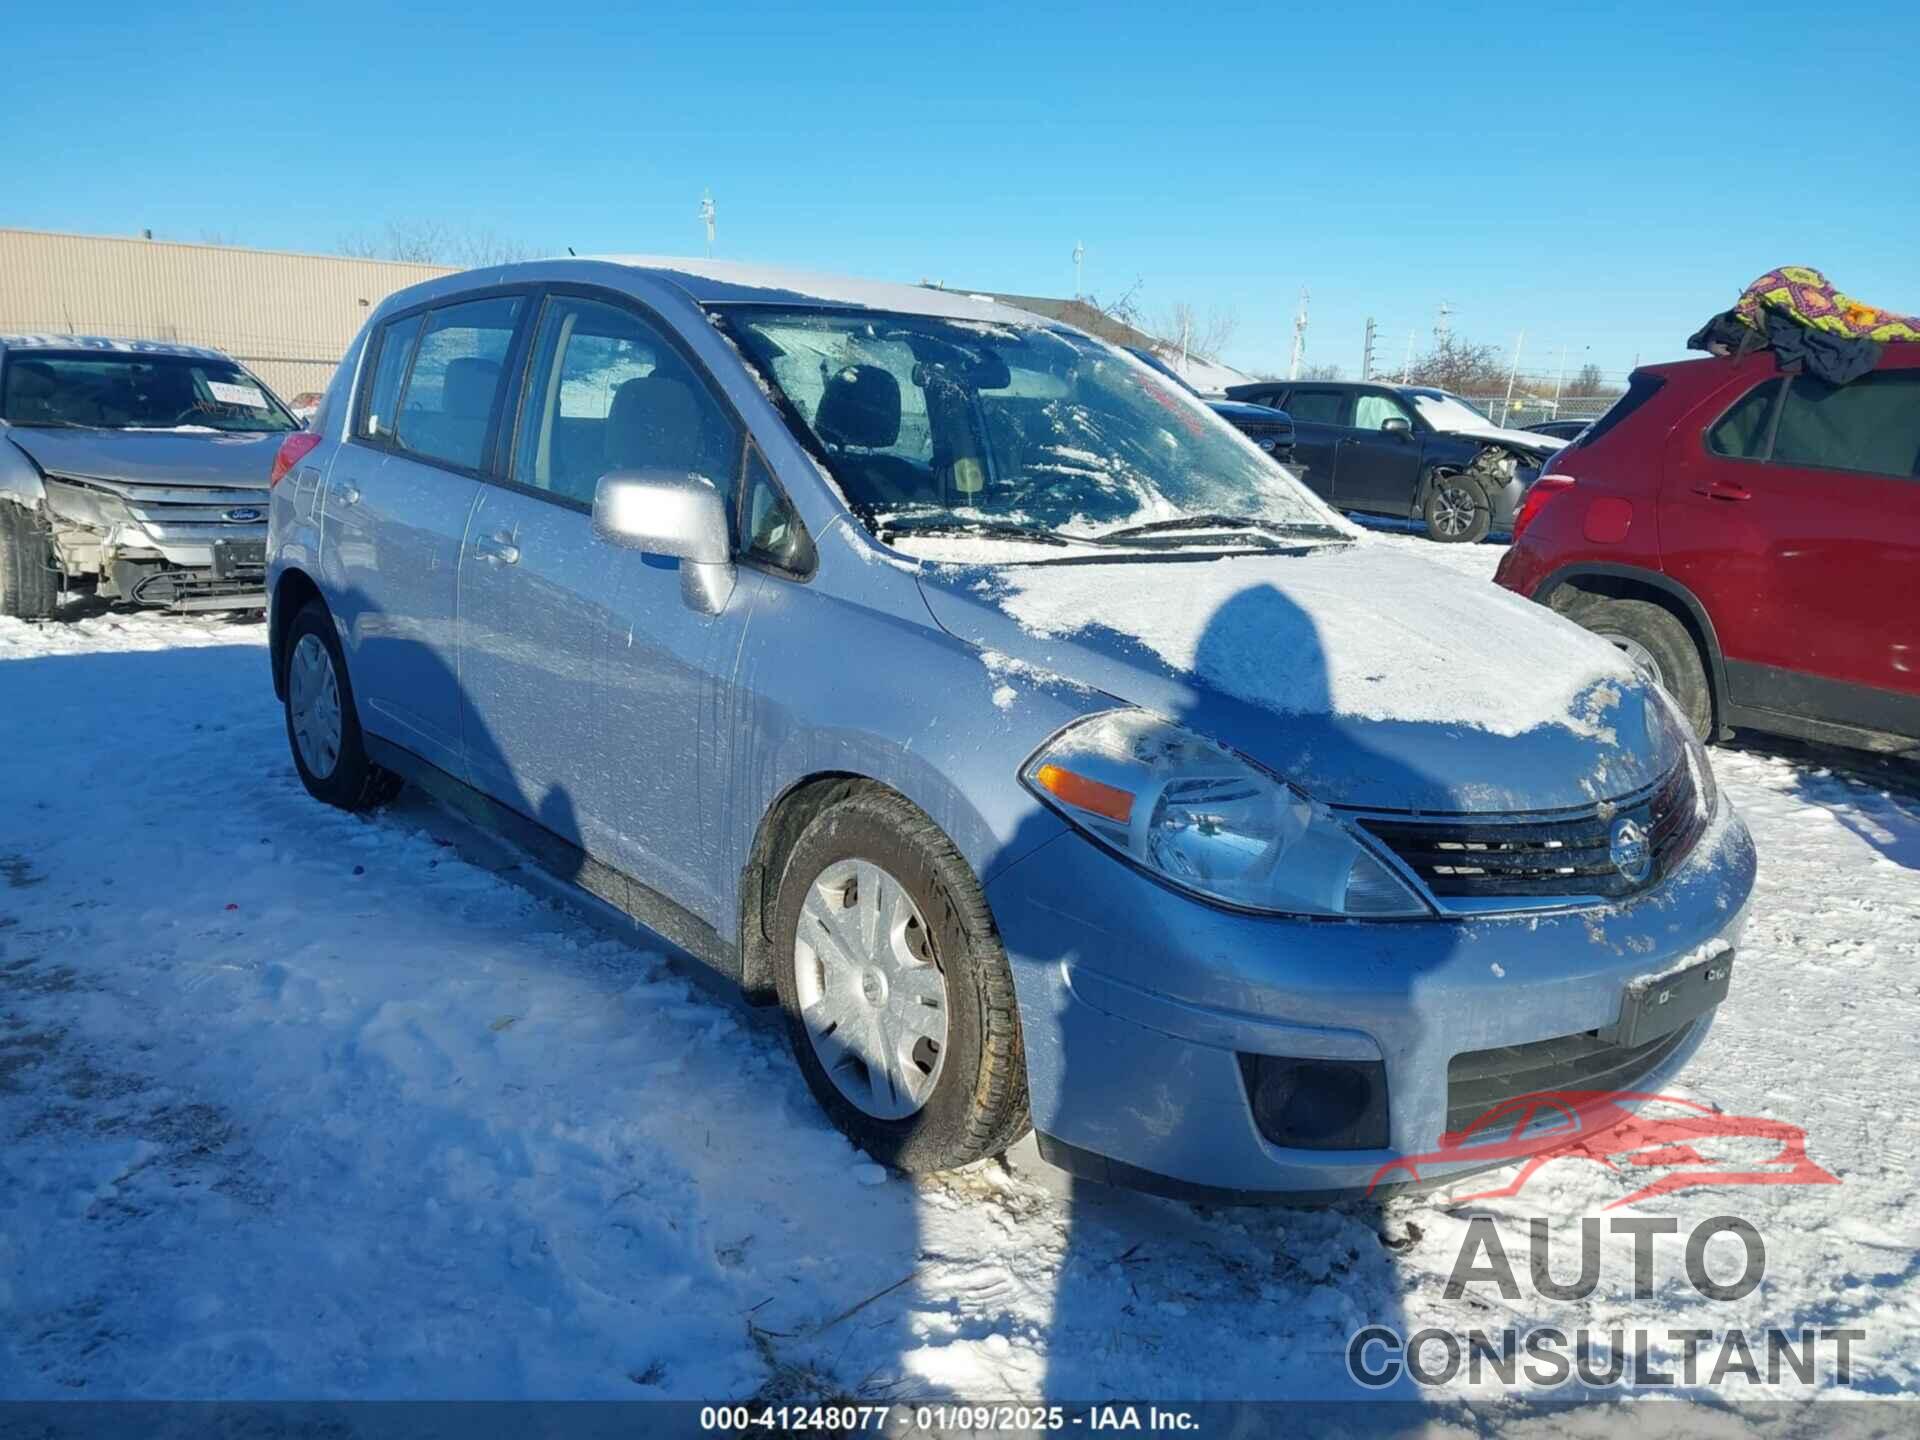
[1381,416,1413,436]
[592,468,736,613]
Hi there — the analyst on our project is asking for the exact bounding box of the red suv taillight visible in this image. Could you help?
[269,430,322,487]
[1512,474,1575,541]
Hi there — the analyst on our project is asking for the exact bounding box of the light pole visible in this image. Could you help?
[1072,240,1085,299]
[1288,286,1309,380]
[699,190,716,258]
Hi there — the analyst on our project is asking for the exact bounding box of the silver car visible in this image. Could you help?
[266,259,1756,1200]
[0,334,300,616]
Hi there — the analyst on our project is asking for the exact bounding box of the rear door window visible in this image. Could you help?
[392,296,524,472]
[1772,371,1920,479]
[1284,388,1351,426]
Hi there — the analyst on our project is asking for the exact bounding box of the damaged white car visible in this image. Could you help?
[0,335,300,617]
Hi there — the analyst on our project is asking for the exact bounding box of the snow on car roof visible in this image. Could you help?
[588,256,1049,327]
[0,333,231,360]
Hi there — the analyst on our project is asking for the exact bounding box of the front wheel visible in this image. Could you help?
[1422,473,1491,544]
[0,503,59,619]
[283,601,403,810]
[772,786,1030,1172]
[1561,594,1713,741]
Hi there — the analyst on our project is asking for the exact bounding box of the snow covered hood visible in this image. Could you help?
[917,542,1678,813]
[1443,420,1568,452]
[4,425,281,491]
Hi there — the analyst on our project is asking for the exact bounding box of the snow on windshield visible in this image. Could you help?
[1409,392,1500,432]
[718,309,1342,548]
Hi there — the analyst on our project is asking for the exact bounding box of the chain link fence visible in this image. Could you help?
[1461,393,1618,428]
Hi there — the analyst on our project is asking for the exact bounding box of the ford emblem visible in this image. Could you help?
[1609,816,1652,884]
[224,507,263,523]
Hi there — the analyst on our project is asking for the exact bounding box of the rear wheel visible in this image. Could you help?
[0,503,58,620]
[283,601,403,810]
[1561,593,1713,740]
[1422,472,1490,544]
[772,786,1029,1172]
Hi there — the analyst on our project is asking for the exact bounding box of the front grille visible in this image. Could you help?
[1358,761,1705,903]
[1445,1021,1695,1132]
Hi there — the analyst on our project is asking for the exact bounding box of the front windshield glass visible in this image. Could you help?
[716,308,1336,544]
[0,351,297,432]
[1407,389,1497,432]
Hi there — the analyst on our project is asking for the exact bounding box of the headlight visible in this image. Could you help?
[1653,687,1719,821]
[1021,710,1428,918]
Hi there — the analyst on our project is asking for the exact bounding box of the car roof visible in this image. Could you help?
[0,333,232,362]
[588,256,1051,328]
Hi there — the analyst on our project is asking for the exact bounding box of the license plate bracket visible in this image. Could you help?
[211,539,267,580]
[1604,949,1734,1049]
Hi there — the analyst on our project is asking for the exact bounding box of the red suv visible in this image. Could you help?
[1496,345,1920,753]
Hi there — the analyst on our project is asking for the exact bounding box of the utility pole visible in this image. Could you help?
[699,189,717,257]
[1288,286,1310,380]
[1361,316,1377,381]
[1179,311,1192,375]
[1072,240,1085,299]
[1401,328,1416,384]
[1553,344,1568,414]
[1502,330,1526,422]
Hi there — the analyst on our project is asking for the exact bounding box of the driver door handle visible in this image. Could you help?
[475,531,520,566]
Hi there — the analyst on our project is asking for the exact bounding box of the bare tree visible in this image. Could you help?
[336,221,534,267]
[1147,302,1238,363]
[1298,362,1345,381]
[1563,362,1617,398]
[1402,335,1507,393]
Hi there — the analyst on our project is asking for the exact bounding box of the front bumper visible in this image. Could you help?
[1488,472,1529,528]
[986,795,1756,1198]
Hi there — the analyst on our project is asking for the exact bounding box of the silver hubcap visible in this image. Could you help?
[793,858,949,1121]
[1596,630,1666,689]
[1431,481,1478,537]
[287,633,344,779]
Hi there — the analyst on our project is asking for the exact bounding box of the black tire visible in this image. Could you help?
[282,601,403,810]
[1421,472,1491,544]
[0,503,59,620]
[772,786,1030,1172]
[1560,594,1713,741]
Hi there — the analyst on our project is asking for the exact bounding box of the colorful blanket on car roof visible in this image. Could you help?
[1733,266,1920,343]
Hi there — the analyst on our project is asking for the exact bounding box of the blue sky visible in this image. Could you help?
[10,0,1918,382]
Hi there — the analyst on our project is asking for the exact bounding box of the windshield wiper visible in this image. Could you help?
[872,513,1075,547]
[1095,514,1344,544]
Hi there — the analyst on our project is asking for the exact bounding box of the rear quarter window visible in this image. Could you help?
[1571,371,1666,448]
[1706,378,1781,459]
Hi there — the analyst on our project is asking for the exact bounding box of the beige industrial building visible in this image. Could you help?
[0,228,451,401]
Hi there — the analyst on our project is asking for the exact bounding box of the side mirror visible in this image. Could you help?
[592,468,735,614]
[1381,416,1413,436]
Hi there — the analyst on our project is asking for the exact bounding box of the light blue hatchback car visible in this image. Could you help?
[266,258,1756,1200]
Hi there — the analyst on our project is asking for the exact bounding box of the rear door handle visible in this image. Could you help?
[1696,478,1752,502]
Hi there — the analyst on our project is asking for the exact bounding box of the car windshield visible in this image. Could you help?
[716,307,1336,546]
[1407,389,1497,432]
[0,351,297,433]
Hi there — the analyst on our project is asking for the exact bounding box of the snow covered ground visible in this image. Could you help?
[1,548,1916,1420]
